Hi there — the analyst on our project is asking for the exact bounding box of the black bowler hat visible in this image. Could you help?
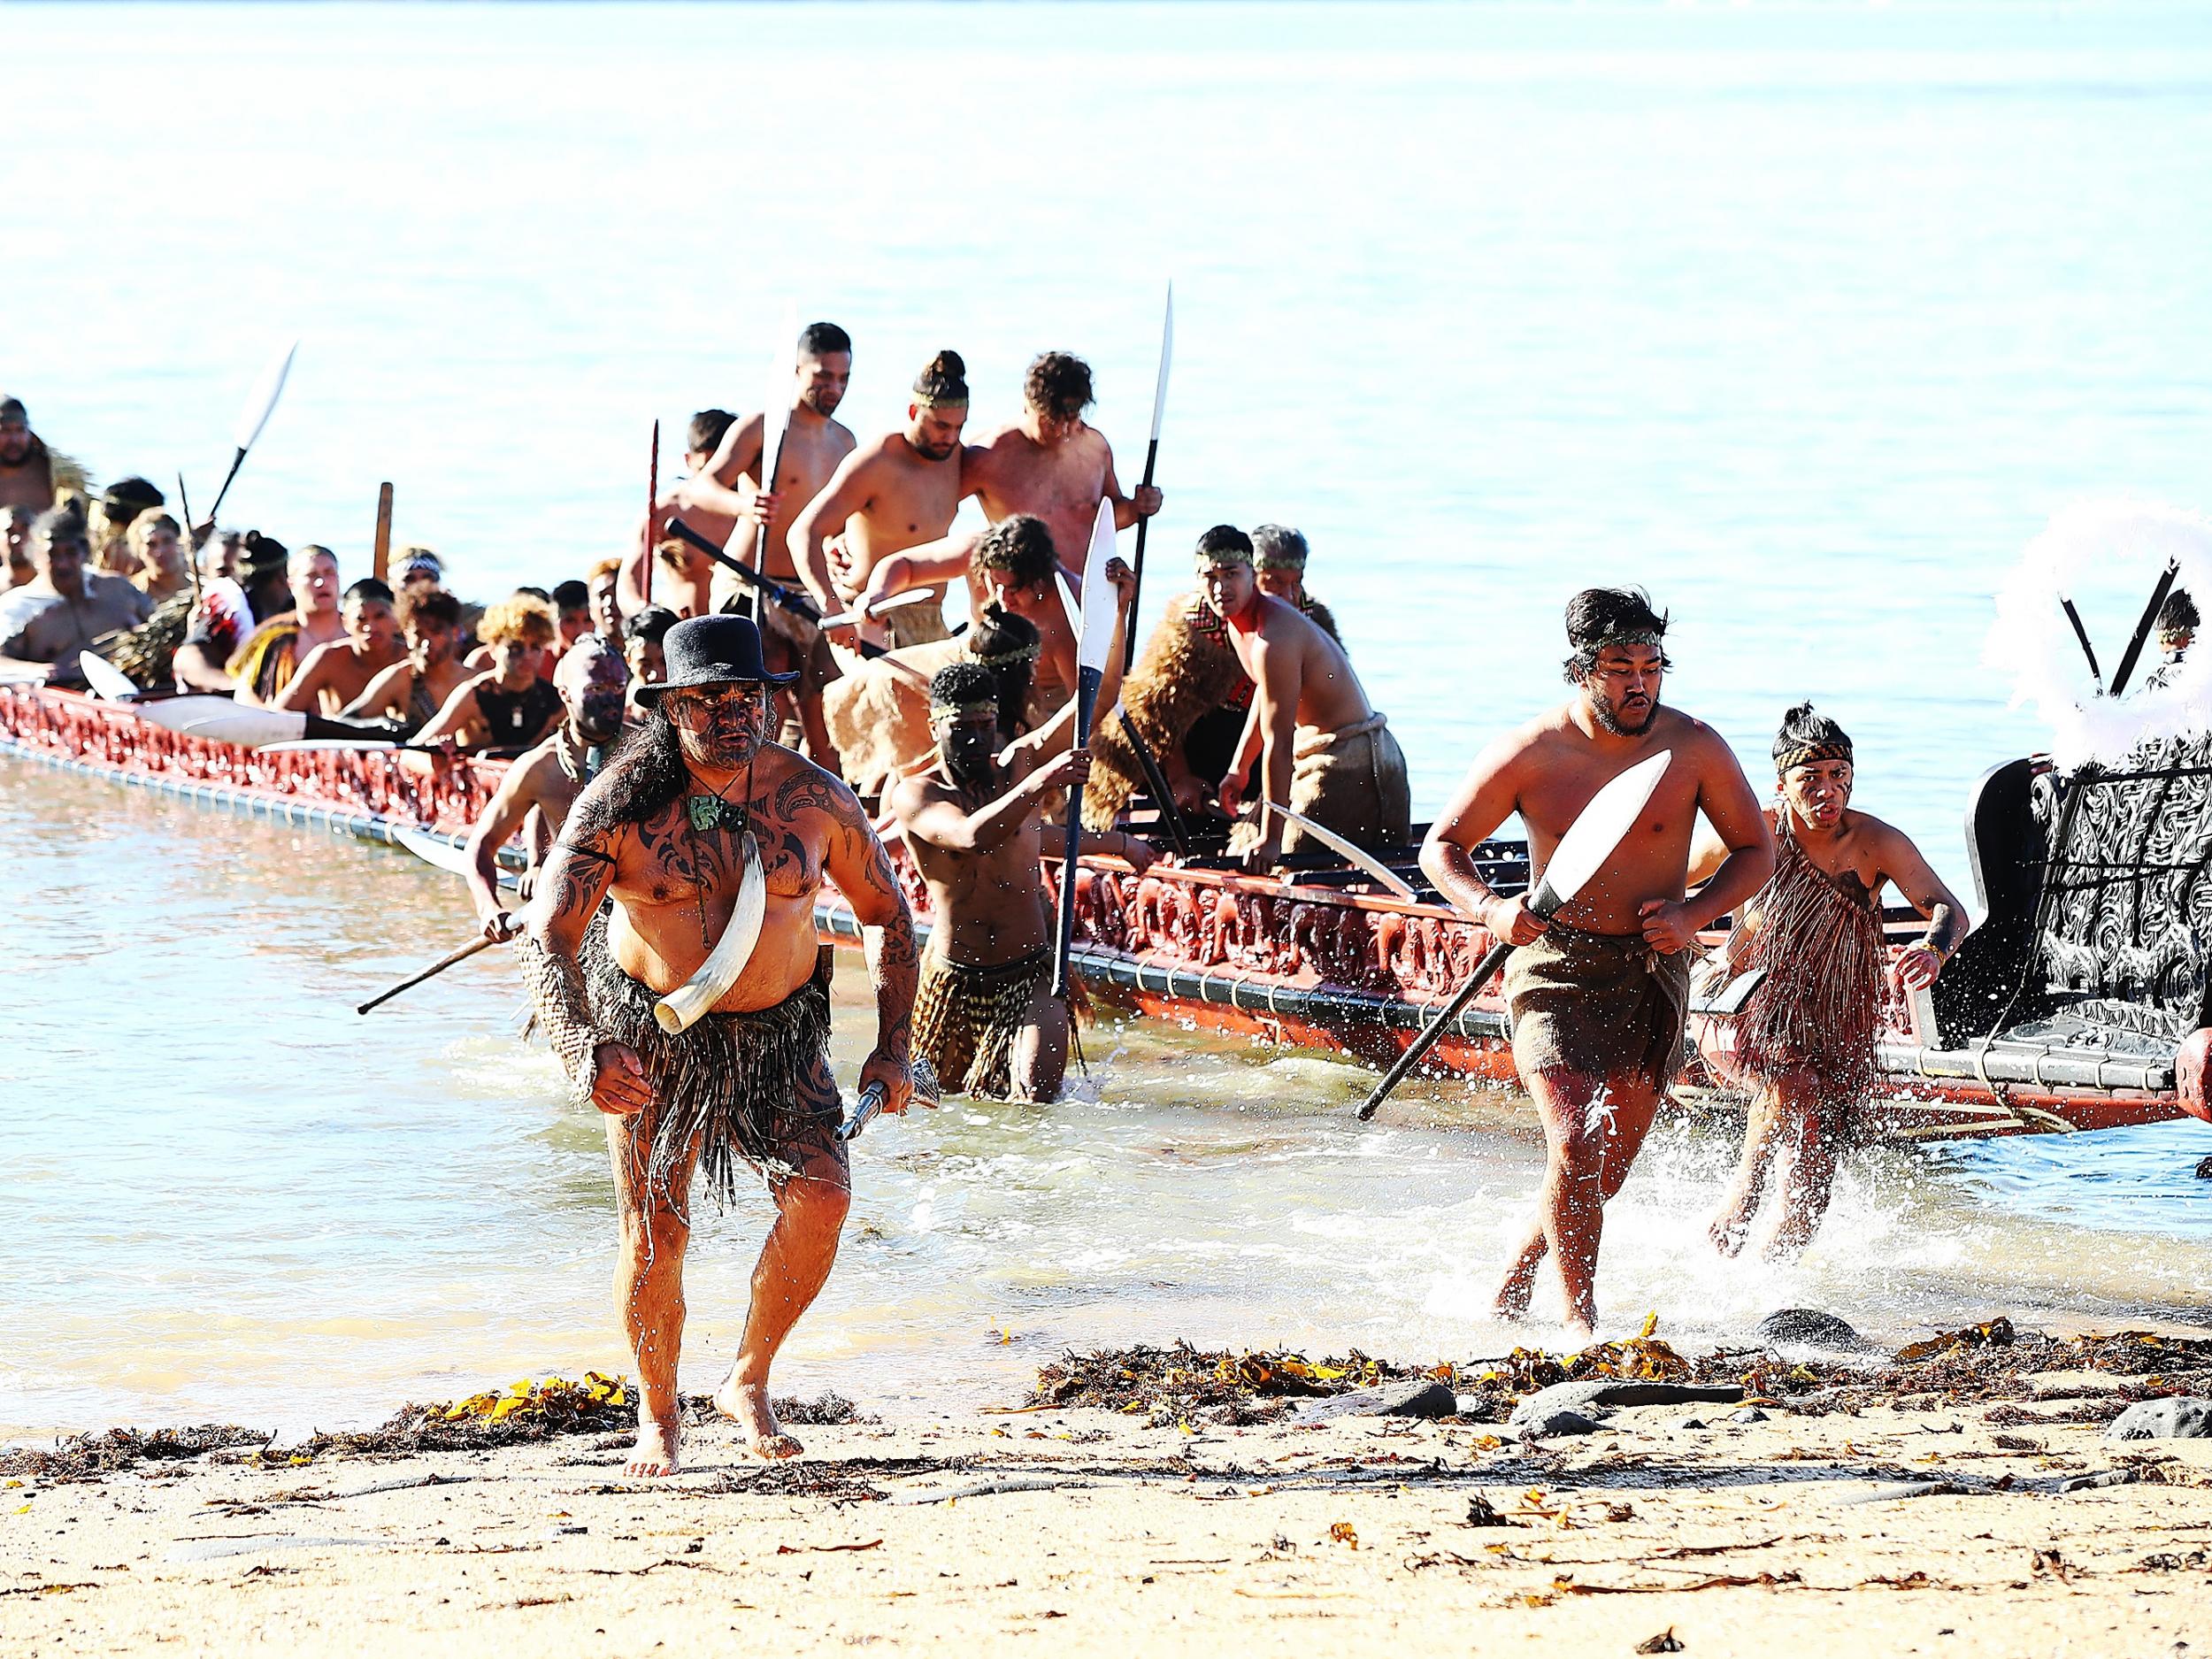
[635,614,799,703]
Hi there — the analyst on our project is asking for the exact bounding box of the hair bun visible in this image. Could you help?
[928,349,965,380]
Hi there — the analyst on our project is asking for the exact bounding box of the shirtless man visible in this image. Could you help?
[1691,703,1968,1260]
[1421,588,1773,1337]
[274,578,406,716]
[231,544,346,706]
[0,505,152,684]
[343,589,477,733]
[524,614,917,1474]
[892,560,1151,1102]
[1194,526,1407,869]
[788,349,971,654]
[620,410,735,615]
[0,396,85,516]
[467,637,631,941]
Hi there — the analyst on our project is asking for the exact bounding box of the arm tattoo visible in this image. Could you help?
[518,934,600,1102]
[864,904,918,1056]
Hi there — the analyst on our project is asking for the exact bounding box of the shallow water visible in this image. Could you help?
[4,760,2207,1438]
[9,2,2212,1436]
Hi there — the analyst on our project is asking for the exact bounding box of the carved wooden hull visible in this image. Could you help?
[1,684,2189,1141]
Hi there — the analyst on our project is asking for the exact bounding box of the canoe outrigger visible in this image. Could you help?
[4,678,2207,1144]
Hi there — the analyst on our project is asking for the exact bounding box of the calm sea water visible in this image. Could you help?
[8,2,2212,1435]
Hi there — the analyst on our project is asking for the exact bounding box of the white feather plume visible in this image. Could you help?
[1987,498,2212,767]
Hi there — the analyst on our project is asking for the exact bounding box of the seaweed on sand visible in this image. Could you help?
[1025,1341,1432,1425]
[0,1425,266,1484]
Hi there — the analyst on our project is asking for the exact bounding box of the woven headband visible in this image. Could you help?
[1195,545,1253,569]
[969,641,1040,668]
[928,699,997,729]
[1775,739,1854,772]
[1575,627,1666,654]
[1253,549,1307,572]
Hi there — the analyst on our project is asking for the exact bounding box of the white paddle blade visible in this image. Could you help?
[1149,282,1174,442]
[1076,498,1118,674]
[1540,749,1672,909]
[78,651,141,702]
[234,340,298,452]
[393,826,475,879]
[1262,799,1417,900]
[124,694,265,733]
[178,708,309,749]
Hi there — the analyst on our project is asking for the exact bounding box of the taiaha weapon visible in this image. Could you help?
[838,1055,942,1142]
[372,481,394,585]
[2108,561,2182,699]
[814,589,936,633]
[1357,749,1674,1121]
[2057,594,2104,691]
[356,935,497,1016]
[1124,282,1173,672]
[1050,501,1121,1003]
[662,516,891,661]
[1262,800,1417,899]
[204,339,298,525]
[644,419,659,605]
[740,308,798,623]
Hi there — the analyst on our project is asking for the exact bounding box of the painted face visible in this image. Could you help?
[939,710,999,791]
[561,649,632,744]
[910,403,968,462]
[1583,645,1664,737]
[1198,558,1256,621]
[798,351,851,419]
[664,681,771,772]
[1782,757,1854,831]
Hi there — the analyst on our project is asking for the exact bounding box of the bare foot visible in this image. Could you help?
[1709,1199,1756,1258]
[1491,1271,1536,1322]
[1563,1313,1597,1346]
[626,1413,681,1479]
[712,1378,803,1461]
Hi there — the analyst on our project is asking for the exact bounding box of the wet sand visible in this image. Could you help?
[7,1379,2208,1655]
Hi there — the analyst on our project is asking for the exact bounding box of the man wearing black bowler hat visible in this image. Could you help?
[525,614,918,1476]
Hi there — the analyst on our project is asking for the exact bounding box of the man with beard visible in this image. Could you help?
[1420,588,1771,1338]
[963,351,1164,578]
[0,396,88,515]
[891,559,1151,1102]
[1194,526,1407,870]
[343,588,477,733]
[524,614,917,1475]
[789,349,971,656]
[0,504,153,683]
[467,636,632,940]
[273,578,407,716]
[621,409,735,615]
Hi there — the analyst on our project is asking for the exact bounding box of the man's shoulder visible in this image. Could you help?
[1650,704,1738,763]
[765,744,862,818]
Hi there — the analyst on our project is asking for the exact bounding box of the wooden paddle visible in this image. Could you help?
[175,472,203,603]
[371,482,393,584]
[356,935,496,1015]
[1356,749,1674,1120]
[644,419,659,604]
[662,516,891,660]
[1124,282,1173,672]
[1049,501,1121,1002]
[2108,560,2182,699]
[205,339,298,525]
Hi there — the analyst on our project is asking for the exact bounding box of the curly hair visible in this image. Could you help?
[1562,587,1671,683]
[973,515,1059,588]
[1024,352,1094,421]
[478,591,557,648]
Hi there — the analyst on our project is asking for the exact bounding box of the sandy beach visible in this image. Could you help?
[7,1330,2209,1656]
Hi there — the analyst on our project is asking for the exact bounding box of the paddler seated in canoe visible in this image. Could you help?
[621,603,678,716]
[891,561,1152,1102]
[620,409,734,615]
[1194,526,1409,869]
[228,543,346,706]
[522,613,918,1474]
[169,534,295,694]
[1423,588,1771,1338]
[342,588,476,734]
[4,507,35,588]
[1691,703,1969,1261]
[790,349,972,662]
[0,504,154,685]
[1083,522,1345,830]
[126,512,191,605]
[272,578,407,717]
[587,556,625,651]
[415,592,563,754]
[466,635,631,939]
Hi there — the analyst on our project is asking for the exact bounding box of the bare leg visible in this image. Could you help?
[1759,1082,1843,1261]
[1709,1084,1784,1257]
[1494,1071,1663,1337]
[711,1060,852,1460]
[605,1118,697,1478]
[1010,979,1072,1103]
